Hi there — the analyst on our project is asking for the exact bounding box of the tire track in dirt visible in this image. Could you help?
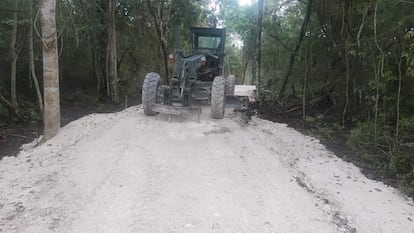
[249,117,414,233]
[0,111,131,233]
[252,124,357,232]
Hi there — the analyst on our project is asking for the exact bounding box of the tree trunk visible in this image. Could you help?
[10,0,19,110]
[146,0,171,82]
[396,56,403,137]
[373,0,384,140]
[256,0,264,100]
[342,56,350,125]
[303,40,310,120]
[357,5,369,48]
[30,0,44,113]
[41,0,60,140]
[242,60,248,85]
[279,0,313,96]
[107,0,118,102]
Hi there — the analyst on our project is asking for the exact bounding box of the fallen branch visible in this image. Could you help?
[401,142,414,149]
[398,0,414,5]
[0,91,25,121]
[8,134,35,140]
[278,94,329,115]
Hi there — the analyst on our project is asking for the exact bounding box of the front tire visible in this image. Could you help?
[142,72,161,116]
[211,76,226,119]
[225,75,236,96]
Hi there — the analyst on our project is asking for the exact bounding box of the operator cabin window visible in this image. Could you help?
[198,36,221,49]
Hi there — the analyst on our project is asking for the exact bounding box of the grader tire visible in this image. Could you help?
[225,75,236,96]
[142,72,161,116]
[211,76,226,119]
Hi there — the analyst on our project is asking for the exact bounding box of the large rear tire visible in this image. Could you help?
[225,75,236,96]
[142,72,161,116]
[211,76,226,119]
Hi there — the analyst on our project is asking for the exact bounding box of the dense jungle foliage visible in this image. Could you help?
[0,0,413,195]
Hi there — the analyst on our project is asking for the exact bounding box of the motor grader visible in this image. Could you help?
[142,27,237,119]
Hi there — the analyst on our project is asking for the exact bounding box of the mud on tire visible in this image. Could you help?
[211,76,226,119]
[142,72,161,116]
[225,75,236,96]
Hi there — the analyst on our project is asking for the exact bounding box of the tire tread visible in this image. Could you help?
[142,72,160,116]
[211,76,226,119]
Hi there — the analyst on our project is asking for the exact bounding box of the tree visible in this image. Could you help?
[41,0,60,139]
[107,0,119,102]
[223,1,258,85]
[256,0,264,98]
[10,0,19,110]
[146,0,205,83]
[0,0,24,121]
[29,0,44,112]
[279,0,313,96]
[146,0,174,82]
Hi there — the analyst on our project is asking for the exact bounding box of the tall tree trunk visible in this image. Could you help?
[396,56,403,137]
[342,56,350,125]
[41,0,60,140]
[242,60,248,85]
[356,5,369,48]
[373,0,384,140]
[10,0,19,110]
[279,0,313,96]
[146,0,171,82]
[303,39,310,120]
[29,0,44,112]
[256,0,264,100]
[107,0,118,102]
[89,0,105,96]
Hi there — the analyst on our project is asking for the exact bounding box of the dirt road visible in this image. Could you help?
[0,102,413,232]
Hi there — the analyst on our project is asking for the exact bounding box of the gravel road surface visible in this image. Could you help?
[0,93,413,232]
